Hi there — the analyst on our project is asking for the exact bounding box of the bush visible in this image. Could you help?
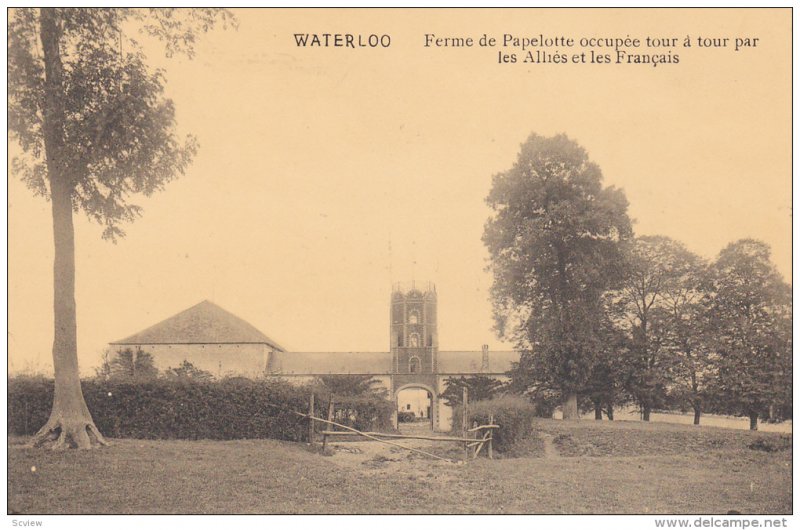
[8,377,395,442]
[451,395,538,454]
[7,376,53,436]
[323,395,396,433]
[748,436,792,453]
[397,411,416,423]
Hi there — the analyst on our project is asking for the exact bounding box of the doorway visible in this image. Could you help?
[396,386,434,432]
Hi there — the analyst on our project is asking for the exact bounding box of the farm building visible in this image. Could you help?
[110,300,286,379]
[111,284,518,430]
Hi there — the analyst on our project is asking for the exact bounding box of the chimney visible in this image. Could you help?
[481,344,489,372]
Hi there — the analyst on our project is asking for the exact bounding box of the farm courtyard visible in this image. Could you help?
[8,418,791,515]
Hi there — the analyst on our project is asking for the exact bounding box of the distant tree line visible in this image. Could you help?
[483,133,791,430]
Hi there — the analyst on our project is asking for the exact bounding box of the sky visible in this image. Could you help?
[8,8,791,375]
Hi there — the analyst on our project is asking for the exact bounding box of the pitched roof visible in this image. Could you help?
[269,352,392,375]
[268,350,519,376]
[111,300,285,351]
[437,350,519,374]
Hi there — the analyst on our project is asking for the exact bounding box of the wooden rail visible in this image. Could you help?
[320,431,475,443]
[305,392,498,462]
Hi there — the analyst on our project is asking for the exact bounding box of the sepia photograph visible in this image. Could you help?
[5,5,794,523]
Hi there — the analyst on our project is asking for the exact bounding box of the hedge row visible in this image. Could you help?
[452,395,539,454]
[8,377,394,441]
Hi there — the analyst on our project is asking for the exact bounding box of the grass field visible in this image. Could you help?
[7,418,792,515]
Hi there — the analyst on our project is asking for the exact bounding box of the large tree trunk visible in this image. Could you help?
[606,404,614,421]
[642,404,651,422]
[28,8,107,450]
[693,401,701,425]
[562,392,579,420]
[593,399,602,420]
[749,412,759,431]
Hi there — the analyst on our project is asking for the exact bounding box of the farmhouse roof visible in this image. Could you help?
[269,351,392,375]
[437,350,518,375]
[111,300,285,351]
[268,350,519,375]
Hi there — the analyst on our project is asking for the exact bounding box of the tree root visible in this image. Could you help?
[28,416,110,450]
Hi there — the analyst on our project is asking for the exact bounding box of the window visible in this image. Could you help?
[408,310,419,325]
[409,333,420,348]
[409,356,420,373]
[397,334,403,347]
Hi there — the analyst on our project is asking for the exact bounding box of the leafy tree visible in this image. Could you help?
[660,257,713,425]
[583,316,630,420]
[484,133,632,419]
[107,348,159,381]
[9,8,234,448]
[314,375,388,398]
[94,349,114,380]
[704,240,791,430]
[504,349,562,418]
[439,375,504,407]
[613,236,702,420]
[163,360,214,382]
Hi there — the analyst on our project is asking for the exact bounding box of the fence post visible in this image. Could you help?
[322,396,335,453]
[488,413,494,460]
[308,392,315,446]
[462,386,469,459]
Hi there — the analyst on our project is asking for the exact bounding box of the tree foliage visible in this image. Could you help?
[582,317,630,419]
[164,360,214,382]
[102,348,159,381]
[313,375,388,398]
[439,375,504,407]
[612,236,705,419]
[484,133,632,415]
[704,240,792,428]
[9,8,234,240]
[9,8,234,448]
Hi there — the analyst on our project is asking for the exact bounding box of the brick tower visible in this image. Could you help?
[390,282,439,428]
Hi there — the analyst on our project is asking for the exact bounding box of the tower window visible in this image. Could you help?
[408,310,419,325]
[397,334,403,347]
[409,356,420,373]
[409,333,420,348]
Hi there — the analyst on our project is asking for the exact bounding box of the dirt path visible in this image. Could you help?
[539,432,560,459]
[325,422,464,479]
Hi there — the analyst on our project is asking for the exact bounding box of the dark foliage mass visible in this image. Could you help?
[484,133,632,417]
[313,375,388,398]
[485,133,791,428]
[439,375,504,407]
[452,395,539,454]
[9,376,394,441]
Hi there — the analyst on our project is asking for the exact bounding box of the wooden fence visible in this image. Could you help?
[303,390,497,463]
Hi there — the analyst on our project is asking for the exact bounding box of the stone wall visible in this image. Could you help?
[121,343,272,379]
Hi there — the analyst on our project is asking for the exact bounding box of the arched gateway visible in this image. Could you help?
[265,282,519,431]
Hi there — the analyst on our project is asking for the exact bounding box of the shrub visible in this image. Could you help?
[323,395,396,433]
[7,376,53,436]
[8,377,394,442]
[748,436,792,453]
[451,395,538,454]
